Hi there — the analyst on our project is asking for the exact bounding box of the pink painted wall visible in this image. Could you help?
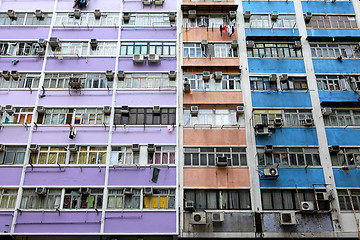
[184,91,243,105]
[184,128,246,145]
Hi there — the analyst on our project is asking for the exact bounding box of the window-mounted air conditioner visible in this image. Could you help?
[329,145,340,154]
[121,106,129,114]
[202,71,211,81]
[279,74,288,81]
[269,74,277,81]
[212,212,225,222]
[36,47,45,56]
[153,106,161,114]
[94,9,101,19]
[237,106,244,114]
[38,38,46,47]
[316,192,329,201]
[263,167,279,178]
[214,72,222,81]
[169,71,176,81]
[244,11,251,19]
[5,105,14,114]
[0,145,5,152]
[123,13,130,21]
[10,70,19,80]
[185,200,195,211]
[191,212,206,225]
[201,40,208,46]
[105,70,114,81]
[246,40,255,48]
[274,117,283,126]
[190,106,198,116]
[148,144,155,152]
[169,12,176,22]
[303,118,313,126]
[294,41,302,49]
[124,188,133,195]
[29,144,39,153]
[79,187,90,195]
[184,80,191,93]
[188,10,196,19]
[49,37,59,49]
[143,0,153,5]
[154,0,164,6]
[144,187,152,195]
[7,10,16,19]
[103,106,111,115]
[132,144,140,152]
[300,201,315,212]
[280,212,297,225]
[117,71,125,80]
[68,144,78,152]
[229,11,236,19]
[69,77,82,89]
[264,145,273,154]
[255,126,270,135]
[37,106,45,114]
[74,9,81,19]
[2,71,10,80]
[271,11,279,20]
[304,12,312,21]
[133,54,145,63]
[35,9,43,19]
[90,39,98,49]
[322,107,332,116]
[35,187,47,195]
[231,40,238,48]
[148,54,160,63]
[216,156,228,166]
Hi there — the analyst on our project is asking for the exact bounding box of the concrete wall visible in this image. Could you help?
[251,92,312,108]
[242,1,295,13]
[184,129,246,146]
[325,128,360,146]
[256,128,318,146]
[248,59,306,74]
[183,91,243,105]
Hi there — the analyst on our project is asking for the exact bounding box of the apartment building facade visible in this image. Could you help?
[0,0,360,239]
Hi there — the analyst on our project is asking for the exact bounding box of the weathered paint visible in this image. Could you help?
[0,167,22,185]
[0,212,13,234]
[46,58,116,71]
[333,168,360,188]
[121,28,177,40]
[0,58,44,71]
[0,127,30,144]
[184,128,246,146]
[302,2,355,14]
[248,59,306,73]
[52,28,119,40]
[183,28,237,42]
[259,168,325,188]
[183,168,250,187]
[38,90,112,106]
[313,59,360,74]
[251,92,312,108]
[115,91,177,106]
[118,57,177,72]
[111,126,176,144]
[242,1,295,13]
[183,91,243,105]
[0,90,37,106]
[56,0,121,11]
[325,128,360,146]
[318,91,359,103]
[0,27,50,40]
[183,58,240,67]
[245,28,299,37]
[256,128,318,146]
[307,29,360,38]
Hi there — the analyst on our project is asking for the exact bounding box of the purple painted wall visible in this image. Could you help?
[46,57,116,71]
[39,90,112,106]
[32,126,109,144]
[0,0,55,11]
[115,91,176,106]
[0,127,29,144]
[0,212,13,233]
[104,211,176,233]
[0,27,49,39]
[52,27,119,40]
[23,167,106,186]
[0,91,37,106]
[57,0,121,11]
[0,58,44,71]
[15,211,101,233]
[123,1,177,11]
[0,167,22,185]
[121,27,176,40]
[111,127,176,144]
[108,167,176,186]
[118,57,177,72]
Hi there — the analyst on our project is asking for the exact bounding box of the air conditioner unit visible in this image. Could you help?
[35,187,47,195]
[133,54,145,63]
[300,201,315,212]
[10,70,19,80]
[214,72,222,81]
[143,0,153,5]
[132,144,140,152]
[36,47,45,56]
[148,144,155,152]
[38,38,46,47]
[279,74,288,81]
[322,107,332,116]
[304,12,312,21]
[69,77,82,89]
[169,12,176,22]
[190,106,198,116]
[246,41,255,48]
[144,187,152,195]
[49,37,59,49]
[212,212,225,222]
[188,10,196,19]
[5,105,14,114]
[271,11,279,20]
[264,145,273,154]
[244,11,251,19]
[202,71,211,81]
[123,13,130,21]
[316,192,329,201]
[153,106,161,114]
[121,106,129,114]
[201,40,208,46]
[216,156,228,166]
[7,10,16,19]
[68,144,77,152]
[79,187,90,195]
[255,126,270,135]
[303,118,313,126]
[29,144,39,153]
[2,71,10,80]
[185,200,195,211]
[90,39,97,49]
[184,80,191,93]
[35,9,43,19]
[117,71,125,80]
[267,74,277,81]
[154,0,164,6]
[294,41,302,49]
[169,71,176,81]
[74,9,81,19]
[0,145,5,152]
[274,118,283,126]
[148,54,160,63]
[94,9,101,19]
[106,70,114,80]
[124,188,133,195]
[37,106,45,114]
[263,167,279,178]
[329,145,340,154]
[229,11,236,19]
[231,40,238,48]
[237,106,244,114]
[191,212,206,225]
[280,212,297,225]
[103,106,111,115]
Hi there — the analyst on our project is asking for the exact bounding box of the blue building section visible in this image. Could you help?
[307,29,360,38]
[318,91,359,103]
[245,29,299,37]
[256,128,318,146]
[248,59,306,73]
[242,1,295,13]
[313,59,360,74]
[302,2,355,14]
[252,92,312,108]
[259,168,325,187]
[325,128,360,146]
[333,169,360,188]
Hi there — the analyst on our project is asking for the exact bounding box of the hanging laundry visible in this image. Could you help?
[220,25,223,36]
[228,25,231,37]
[223,25,227,33]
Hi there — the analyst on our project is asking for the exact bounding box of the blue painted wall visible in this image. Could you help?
[313,59,360,74]
[256,128,318,146]
[259,168,325,187]
[318,91,359,103]
[248,59,306,73]
[245,28,299,37]
[333,169,360,187]
[242,1,295,13]
[302,2,355,14]
[252,92,312,108]
[326,128,360,146]
[307,29,360,38]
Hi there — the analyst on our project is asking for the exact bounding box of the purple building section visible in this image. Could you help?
[0,127,29,144]
[15,211,101,233]
[104,211,176,233]
[0,91,37,106]
[0,27,49,40]
[0,212,13,233]
[123,1,177,11]
[0,167,22,185]
[23,167,106,186]
[46,57,116,71]
[39,90,112,106]
[108,167,176,186]
[112,127,176,144]
[121,27,177,39]
[119,57,177,72]
[52,27,119,40]
[115,91,176,106]
[0,0,55,11]
[0,58,44,71]
[57,0,121,11]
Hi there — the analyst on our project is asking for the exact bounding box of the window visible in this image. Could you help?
[317,75,360,91]
[63,188,103,209]
[39,108,73,125]
[0,146,26,165]
[0,73,40,89]
[253,109,313,127]
[110,146,139,165]
[338,189,360,211]
[0,189,17,209]
[30,146,67,165]
[185,189,251,210]
[258,147,321,167]
[114,107,176,125]
[184,43,238,58]
[245,14,296,28]
[119,73,175,89]
[323,109,360,127]
[0,13,52,26]
[54,12,119,26]
[183,15,231,28]
[144,189,175,209]
[148,146,176,165]
[50,42,88,56]
[247,42,303,58]
[331,147,360,166]
[0,41,45,56]
[281,77,308,90]
[20,188,62,209]
[184,74,241,91]
[184,108,243,127]
[3,107,33,124]
[262,189,315,210]
[44,73,112,89]
[310,43,360,59]
[107,189,141,209]
[70,146,107,165]
[306,15,357,29]
[184,147,247,167]
[120,42,176,56]
[90,42,117,56]
[250,76,277,91]
[74,108,109,125]
[125,13,171,26]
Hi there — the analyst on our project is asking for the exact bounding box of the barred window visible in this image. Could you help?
[247,42,302,58]
[184,74,241,91]
[257,147,321,167]
[0,189,17,209]
[3,107,33,124]
[124,13,171,26]
[44,73,112,89]
[54,12,119,26]
[143,189,176,209]
[119,73,175,89]
[331,147,360,166]
[20,188,62,209]
[107,189,141,209]
[0,146,26,165]
[323,109,360,127]
[0,73,40,89]
[317,75,360,91]
[184,147,247,166]
[148,146,176,165]
[63,188,103,209]
[310,43,360,59]
[184,43,238,58]
[70,146,107,165]
[111,146,139,165]
[120,42,176,56]
[0,13,52,26]
[253,109,313,127]
[245,14,296,28]
[114,107,176,125]
[183,15,230,28]
[0,41,45,56]
[338,189,360,211]
[306,15,357,29]
[184,109,243,127]
[30,146,67,165]
[262,189,315,210]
